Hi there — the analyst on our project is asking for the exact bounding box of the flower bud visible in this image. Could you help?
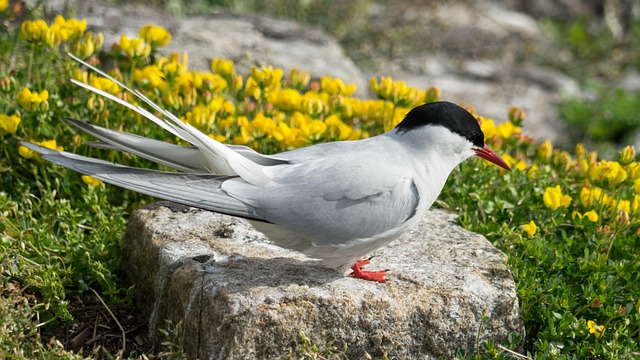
[536,140,553,162]
[508,106,526,126]
[575,143,586,160]
[553,150,573,171]
[424,86,441,103]
[619,145,636,165]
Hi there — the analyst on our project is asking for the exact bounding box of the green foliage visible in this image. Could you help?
[441,133,640,358]
[559,87,640,150]
[540,17,640,80]
[541,16,640,151]
[288,331,348,359]
[157,320,187,359]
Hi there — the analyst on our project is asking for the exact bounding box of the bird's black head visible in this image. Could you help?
[394,101,485,148]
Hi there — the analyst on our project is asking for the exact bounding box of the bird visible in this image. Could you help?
[21,54,510,283]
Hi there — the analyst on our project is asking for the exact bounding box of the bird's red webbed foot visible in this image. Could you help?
[349,258,387,283]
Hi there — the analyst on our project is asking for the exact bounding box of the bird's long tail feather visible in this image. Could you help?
[64,118,290,172]
[67,53,275,186]
[20,141,266,222]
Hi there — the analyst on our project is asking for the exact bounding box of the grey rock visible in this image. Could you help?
[619,70,640,92]
[122,202,523,359]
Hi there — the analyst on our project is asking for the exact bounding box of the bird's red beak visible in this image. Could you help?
[474,145,511,171]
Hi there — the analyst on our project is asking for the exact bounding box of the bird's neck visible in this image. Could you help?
[387,127,470,210]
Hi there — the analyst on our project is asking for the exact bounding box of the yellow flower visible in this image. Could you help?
[632,195,640,214]
[117,35,151,59]
[572,210,599,223]
[21,19,49,43]
[553,150,573,171]
[543,185,572,211]
[49,15,87,42]
[514,160,527,171]
[522,220,537,237]
[496,121,520,139]
[536,140,553,161]
[288,68,311,89]
[301,95,325,117]
[157,52,189,76]
[211,58,234,77]
[272,122,302,148]
[0,113,20,135]
[480,118,496,141]
[244,77,261,99]
[184,98,229,129]
[370,76,424,107]
[250,65,283,91]
[0,0,8,11]
[208,134,227,143]
[527,164,539,179]
[221,100,235,115]
[267,89,303,112]
[295,112,326,142]
[90,76,120,95]
[72,32,103,59]
[616,200,630,213]
[634,179,640,194]
[73,33,95,58]
[501,154,526,171]
[325,114,351,141]
[18,145,33,159]
[163,89,184,109]
[81,175,102,187]
[587,320,605,340]
[320,76,356,96]
[590,160,627,186]
[19,139,63,159]
[134,65,166,90]
[628,162,640,181]
[73,68,89,84]
[17,87,49,110]
[584,210,599,222]
[139,25,171,47]
[580,186,611,208]
[249,113,277,138]
[575,143,586,160]
[197,72,227,94]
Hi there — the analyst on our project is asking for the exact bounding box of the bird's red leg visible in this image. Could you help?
[349,258,387,283]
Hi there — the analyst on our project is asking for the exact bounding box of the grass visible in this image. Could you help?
[1,4,640,360]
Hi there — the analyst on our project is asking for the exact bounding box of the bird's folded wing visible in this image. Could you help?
[20,141,266,222]
[224,151,420,245]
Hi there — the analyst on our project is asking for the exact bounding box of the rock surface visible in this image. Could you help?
[122,202,523,359]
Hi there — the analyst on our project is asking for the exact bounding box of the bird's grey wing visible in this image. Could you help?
[66,118,289,173]
[223,148,419,246]
[20,141,265,222]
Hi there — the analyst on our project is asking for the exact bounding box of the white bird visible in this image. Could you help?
[21,54,510,283]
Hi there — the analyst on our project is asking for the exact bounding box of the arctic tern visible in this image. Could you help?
[21,54,510,283]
